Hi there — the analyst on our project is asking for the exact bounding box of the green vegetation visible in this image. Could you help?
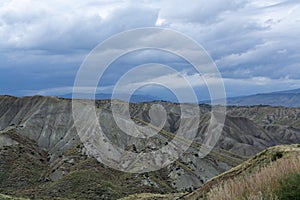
[2,97,300,200]
[0,194,28,200]
[206,155,300,199]
[0,136,47,196]
[118,192,185,200]
[44,169,123,199]
[36,151,176,199]
[0,131,176,199]
[276,173,300,199]
[182,144,300,200]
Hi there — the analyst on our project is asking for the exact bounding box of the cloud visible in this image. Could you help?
[156,0,300,80]
[158,0,247,24]
[24,73,300,102]
[1,0,300,98]
[0,0,159,52]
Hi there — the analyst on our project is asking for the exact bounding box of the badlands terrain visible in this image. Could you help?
[0,95,300,199]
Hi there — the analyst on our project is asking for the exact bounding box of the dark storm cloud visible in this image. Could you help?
[1,0,300,98]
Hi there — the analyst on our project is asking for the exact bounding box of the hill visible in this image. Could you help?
[181,144,300,199]
[122,144,300,199]
[0,95,300,199]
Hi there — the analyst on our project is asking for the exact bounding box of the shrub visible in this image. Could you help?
[271,151,283,161]
[276,173,300,200]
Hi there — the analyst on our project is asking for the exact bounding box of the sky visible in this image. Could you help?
[1,0,300,101]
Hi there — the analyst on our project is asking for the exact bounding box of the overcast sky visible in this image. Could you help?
[1,0,300,100]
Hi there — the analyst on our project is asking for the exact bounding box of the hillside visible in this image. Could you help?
[118,144,300,199]
[122,144,300,200]
[0,95,300,199]
[182,144,300,199]
[0,194,28,200]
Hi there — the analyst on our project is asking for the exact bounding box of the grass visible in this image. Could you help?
[4,105,300,199]
[0,130,177,199]
[37,149,177,199]
[181,144,300,199]
[206,155,300,199]
[0,194,28,200]
[275,172,300,199]
[43,169,123,199]
[0,144,47,193]
[180,144,300,200]
[118,192,186,200]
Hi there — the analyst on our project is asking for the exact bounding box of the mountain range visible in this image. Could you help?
[59,88,300,108]
[227,88,300,107]
[60,93,157,103]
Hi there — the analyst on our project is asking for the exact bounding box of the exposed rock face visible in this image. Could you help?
[0,131,18,147]
[0,95,300,199]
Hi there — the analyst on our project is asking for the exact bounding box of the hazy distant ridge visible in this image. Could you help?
[227,88,300,107]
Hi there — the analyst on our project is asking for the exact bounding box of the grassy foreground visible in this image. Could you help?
[206,154,300,199]
[182,144,300,200]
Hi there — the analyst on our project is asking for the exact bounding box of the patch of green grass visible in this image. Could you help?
[38,156,176,199]
[0,193,28,200]
[0,144,47,192]
[43,169,123,199]
[276,173,300,200]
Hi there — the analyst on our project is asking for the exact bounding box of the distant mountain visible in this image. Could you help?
[227,88,300,107]
[59,88,300,106]
[60,93,157,103]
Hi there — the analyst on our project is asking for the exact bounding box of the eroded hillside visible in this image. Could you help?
[0,95,300,199]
